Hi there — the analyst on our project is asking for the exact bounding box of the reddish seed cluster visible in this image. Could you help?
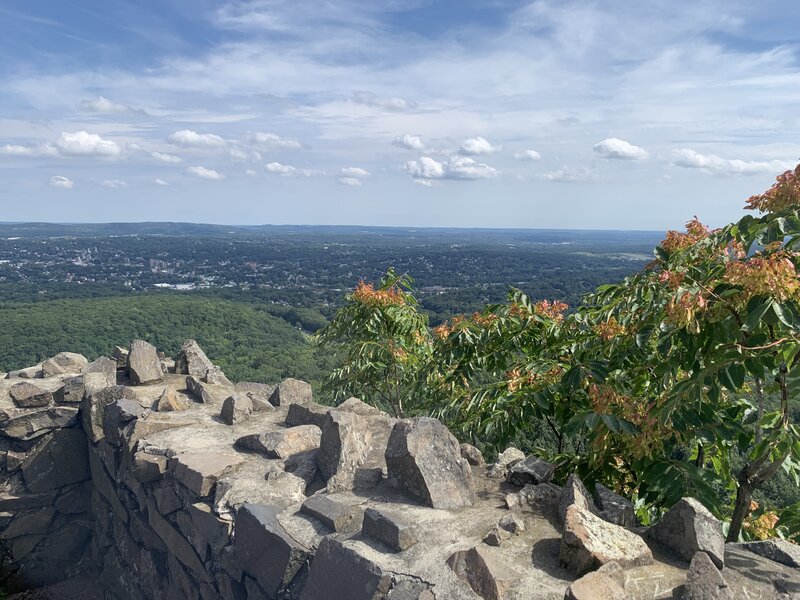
[661,217,710,253]
[594,317,626,341]
[533,300,569,322]
[665,291,708,328]
[352,280,406,307]
[724,252,800,303]
[745,164,800,213]
[658,270,686,289]
[505,366,563,393]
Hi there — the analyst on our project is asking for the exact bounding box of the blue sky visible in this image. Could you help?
[1,0,799,229]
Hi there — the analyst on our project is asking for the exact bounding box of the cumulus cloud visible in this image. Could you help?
[151,151,182,164]
[340,167,370,178]
[76,96,145,115]
[264,162,314,177]
[352,91,416,111]
[593,138,648,161]
[405,155,498,181]
[540,167,597,183]
[413,178,434,187]
[671,149,794,176]
[55,131,122,157]
[49,175,74,189]
[154,178,169,186]
[338,177,363,187]
[514,149,542,161]
[0,143,57,157]
[247,132,302,149]
[460,136,499,156]
[101,179,127,188]
[392,134,426,151]
[186,166,225,180]
[168,130,226,148]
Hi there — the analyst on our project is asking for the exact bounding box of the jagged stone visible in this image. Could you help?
[683,551,733,600]
[236,425,321,458]
[54,482,92,514]
[735,539,800,568]
[131,452,167,483]
[235,381,276,406]
[647,497,725,568]
[113,346,129,368]
[564,561,630,600]
[154,387,191,412]
[41,358,66,377]
[186,502,232,556]
[282,450,319,491]
[146,499,208,581]
[1,507,56,539]
[560,504,653,575]
[317,410,372,491]
[127,340,163,385]
[520,482,561,505]
[483,526,511,547]
[9,382,52,408]
[301,494,362,533]
[269,378,313,406]
[507,455,555,486]
[175,339,215,377]
[385,417,474,509]
[205,366,232,386]
[447,545,520,600]
[504,493,520,509]
[0,492,58,511]
[103,396,148,446]
[460,442,485,466]
[362,507,418,552]
[54,375,85,404]
[186,375,227,404]
[171,452,246,497]
[7,365,42,379]
[21,428,89,493]
[558,473,595,523]
[83,356,117,386]
[234,503,309,597]
[487,446,526,479]
[220,393,253,425]
[301,537,390,600]
[161,356,176,373]
[498,512,525,535]
[83,370,115,398]
[286,402,328,428]
[594,482,636,527]
[337,396,382,415]
[49,351,89,372]
[1,407,79,441]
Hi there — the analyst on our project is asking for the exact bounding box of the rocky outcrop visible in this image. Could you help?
[174,339,215,378]
[126,340,163,385]
[0,341,796,600]
[647,497,725,568]
[682,551,733,600]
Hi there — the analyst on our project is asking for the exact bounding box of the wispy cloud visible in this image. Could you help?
[593,138,648,161]
[186,166,225,180]
[77,96,146,115]
[49,175,74,189]
[169,130,226,148]
[101,179,127,188]
[672,149,794,176]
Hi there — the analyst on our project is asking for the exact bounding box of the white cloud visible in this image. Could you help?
[76,96,145,115]
[151,151,182,164]
[340,167,370,178]
[405,155,498,181]
[247,132,302,149]
[671,149,794,176]
[49,175,74,189]
[540,167,597,183]
[0,143,57,157]
[186,166,225,180]
[55,131,122,157]
[514,149,542,161]
[245,169,257,176]
[168,130,226,148]
[101,179,127,188]
[593,138,648,161]
[264,162,314,177]
[154,178,169,186]
[392,134,426,151]
[352,91,416,111]
[338,176,363,187]
[413,178,434,187]
[460,136,499,155]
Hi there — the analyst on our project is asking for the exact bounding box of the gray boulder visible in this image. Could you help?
[487,447,525,479]
[362,507,418,552]
[447,545,520,600]
[564,561,630,600]
[10,382,53,408]
[647,497,725,568]
[385,417,474,509]
[155,388,192,412]
[175,340,215,377]
[300,537,391,600]
[558,473,595,523]
[220,394,253,425]
[682,551,733,600]
[127,340,163,385]
[507,455,555,486]
[236,425,321,458]
[301,494,362,533]
[269,378,313,407]
[54,376,85,404]
[738,539,800,568]
[594,482,636,527]
[317,411,372,491]
[81,385,138,443]
[460,443,485,466]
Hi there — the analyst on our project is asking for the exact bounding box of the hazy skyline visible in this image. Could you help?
[1,0,799,230]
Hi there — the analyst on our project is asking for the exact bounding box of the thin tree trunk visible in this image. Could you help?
[727,478,752,542]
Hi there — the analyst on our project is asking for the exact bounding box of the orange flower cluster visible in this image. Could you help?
[471,312,499,328]
[588,384,664,456]
[505,366,563,393]
[508,302,531,318]
[745,164,800,213]
[594,317,626,341]
[352,281,406,307]
[533,300,569,322]
[658,270,685,289]
[433,323,451,339]
[665,291,708,328]
[724,252,800,303]
[743,501,780,540]
[661,217,710,253]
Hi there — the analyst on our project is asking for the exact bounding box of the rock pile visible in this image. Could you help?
[0,341,797,599]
